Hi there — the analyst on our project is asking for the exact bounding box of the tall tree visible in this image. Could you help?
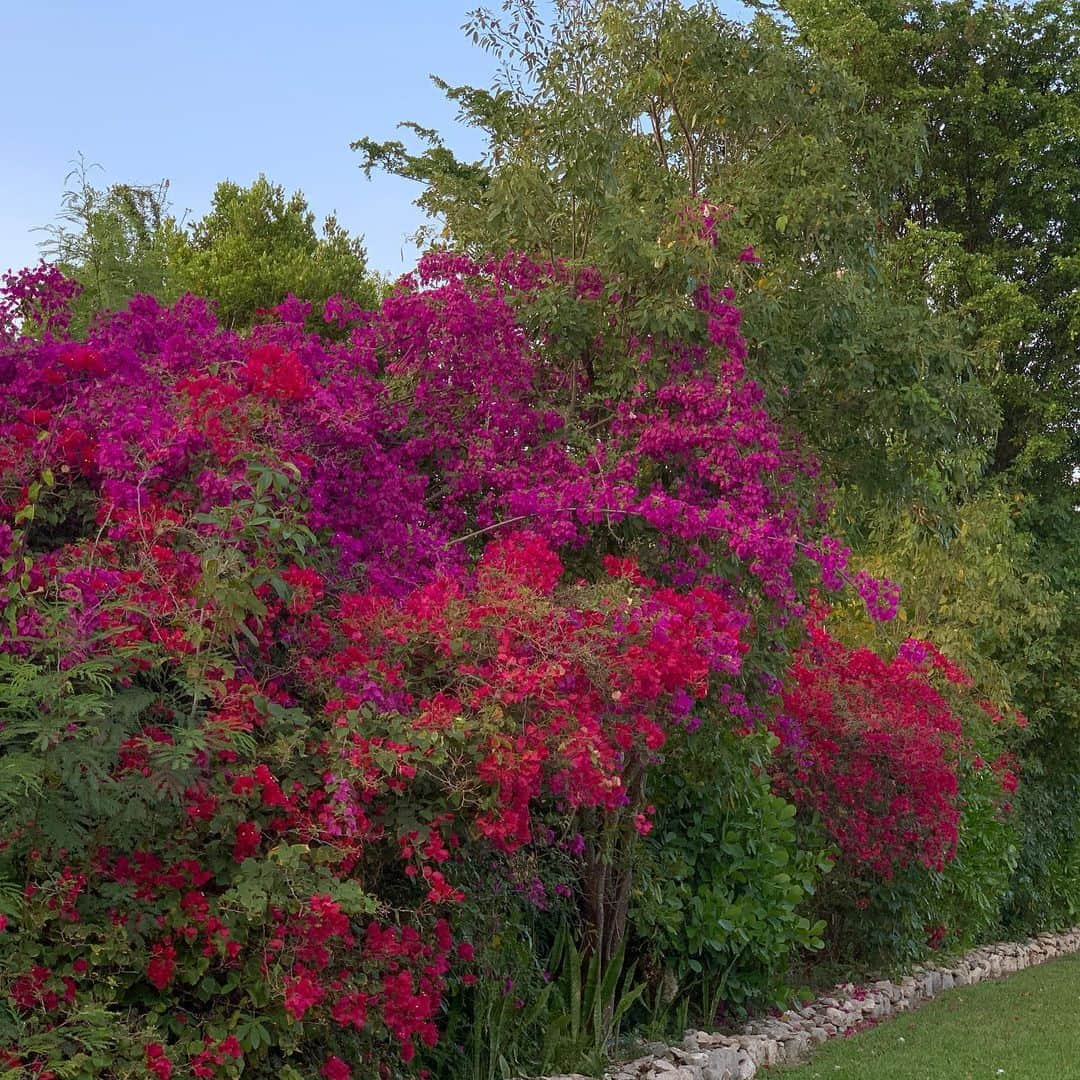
[777,0,1080,928]
[779,0,1080,494]
[40,170,380,332]
[169,175,380,329]
[38,159,177,333]
[355,0,996,512]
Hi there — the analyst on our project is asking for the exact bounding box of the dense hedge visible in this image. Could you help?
[0,259,1027,1078]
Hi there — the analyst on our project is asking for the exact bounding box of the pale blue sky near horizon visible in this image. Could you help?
[1,0,745,280]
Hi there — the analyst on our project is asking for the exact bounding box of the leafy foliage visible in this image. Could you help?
[354,0,995,509]
[38,168,380,335]
[168,176,381,331]
[634,726,828,1019]
[5,1,1076,1073]
[38,158,176,335]
[782,0,1080,492]
[778,0,1080,936]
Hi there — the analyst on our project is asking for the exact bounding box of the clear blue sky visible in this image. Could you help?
[0,1,504,278]
[1,1,744,280]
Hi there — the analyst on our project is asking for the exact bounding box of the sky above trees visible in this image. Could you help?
[0,1,747,278]
[0,2,494,278]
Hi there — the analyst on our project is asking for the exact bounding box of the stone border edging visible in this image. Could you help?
[536,927,1080,1080]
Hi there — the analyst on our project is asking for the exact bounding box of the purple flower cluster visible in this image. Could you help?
[0,251,896,640]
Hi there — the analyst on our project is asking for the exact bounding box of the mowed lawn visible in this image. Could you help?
[777,954,1080,1080]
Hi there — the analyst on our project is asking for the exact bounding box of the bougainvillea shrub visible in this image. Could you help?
[0,255,1007,1076]
[770,620,1024,961]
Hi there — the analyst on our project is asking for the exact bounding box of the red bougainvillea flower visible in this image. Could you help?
[321,1056,351,1080]
[146,940,177,991]
[770,626,999,879]
[145,1043,173,1080]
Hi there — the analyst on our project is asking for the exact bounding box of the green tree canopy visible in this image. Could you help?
[773,0,1080,928]
[779,0,1080,494]
[169,175,380,329]
[40,169,380,332]
[354,0,996,512]
[38,159,176,333]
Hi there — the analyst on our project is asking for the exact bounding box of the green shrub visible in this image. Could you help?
[632,726,827,1028]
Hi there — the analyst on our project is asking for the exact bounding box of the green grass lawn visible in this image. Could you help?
[776,954,1080,1080]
